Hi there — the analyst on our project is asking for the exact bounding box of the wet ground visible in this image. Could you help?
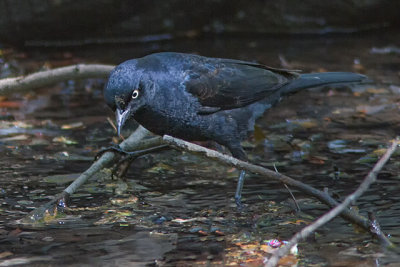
[1,29,400,266]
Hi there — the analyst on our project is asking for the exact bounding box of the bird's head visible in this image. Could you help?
[104,60,148,135]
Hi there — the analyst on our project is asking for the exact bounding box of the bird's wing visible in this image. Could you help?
[184,59,300,113]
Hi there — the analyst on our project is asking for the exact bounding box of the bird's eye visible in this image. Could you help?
[132,89,139,99]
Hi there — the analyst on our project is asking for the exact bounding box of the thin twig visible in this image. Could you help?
[106,117,124,140]
[274,164,300,212]
[283,183,301,212]
[0,64,114,95]
[106,117,118,133]
[265,138,398,267]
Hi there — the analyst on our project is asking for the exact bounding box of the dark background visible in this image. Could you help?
[1,0,399,46]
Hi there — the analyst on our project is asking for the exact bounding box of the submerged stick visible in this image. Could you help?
[266,138,398,267]
[22,126,160,223]
[64,126,157,195]
[0,64,114,95]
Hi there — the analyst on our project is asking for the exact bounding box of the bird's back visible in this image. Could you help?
[107,52,367,148]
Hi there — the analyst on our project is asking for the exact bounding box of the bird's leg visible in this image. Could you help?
[227,145,248,208]
[95,144,170,178]
[235,170,246,207]
[95,144,169,159]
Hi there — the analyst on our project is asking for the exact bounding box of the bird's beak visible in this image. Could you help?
[116,108,130,136]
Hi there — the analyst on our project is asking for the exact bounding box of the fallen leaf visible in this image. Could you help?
[110,196,138,205]
[0,101,23,108]
[352,64,365,73]
[238,243,259,250]
[0,134,30,141]
[198,230,208,236]
[260,244,275,253]
[366,88,390,94]
[0,251,13,259]
[287,119,318,129]
[52,136,78,145]
[279,219,308,225]
[29,138,50,146]
[356,104,387,115]
[11,121,33,128]
[226,167,236,173]
[214,230,225,236]
[307,156,326,165]
[61,122,84,129]
[277,254,299,266]
[372,148,387,156]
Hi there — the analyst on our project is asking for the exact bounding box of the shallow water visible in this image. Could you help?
[1,29,400,266]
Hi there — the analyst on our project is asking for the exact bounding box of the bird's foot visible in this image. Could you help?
[111,155,137,179]
[94,144,138,179]
[234,170,246,210]
[94,144,133,160]
[95,144,170,179]
[235,196,244,211]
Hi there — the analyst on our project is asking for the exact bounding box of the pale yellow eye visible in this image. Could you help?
[132,89,139,99]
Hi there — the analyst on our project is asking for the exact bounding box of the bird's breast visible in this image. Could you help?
[133,94,209,141]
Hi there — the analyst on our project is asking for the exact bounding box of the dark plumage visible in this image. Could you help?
[104,52,367,205]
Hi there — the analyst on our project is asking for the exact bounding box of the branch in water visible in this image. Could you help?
[0,64,115,95]
[162,134,393,241]
[266,138,398,267]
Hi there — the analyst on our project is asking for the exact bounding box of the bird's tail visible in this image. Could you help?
[282,72,369,94]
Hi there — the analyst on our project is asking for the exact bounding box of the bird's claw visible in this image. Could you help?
[110,156,137,179]
[95,144,170,179]
[94,144,132,161]
[235,196,245,211]
[94,144,139,179]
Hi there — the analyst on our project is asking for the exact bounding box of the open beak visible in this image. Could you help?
[116,108,130,136]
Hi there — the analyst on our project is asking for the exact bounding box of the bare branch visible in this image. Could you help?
[265,138,398,267]
[163,135,386,233]
[0,64,115,95]
[22,126,159,223]
[64,126,156,195]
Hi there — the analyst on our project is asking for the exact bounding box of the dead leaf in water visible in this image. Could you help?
[0,251,13,259]
[277,254,299,266]
[356,104,387,115]
[0,101,23,108]
[29,137,50,146]
[226,240,299,267]
[52,136,78,145]
[147,162,175,173]
[366,88,390,94]
[110,196,138,205]
[372,148,387,156]
[61,122,84,129]
[279,219,309,225]
[307,155,326,165]
[0,134,30,141]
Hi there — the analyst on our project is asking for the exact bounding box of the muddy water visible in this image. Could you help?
[1,29,400,266]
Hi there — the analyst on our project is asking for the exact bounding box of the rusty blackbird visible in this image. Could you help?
[104,52,367,206]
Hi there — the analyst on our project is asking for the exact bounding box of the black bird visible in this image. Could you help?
[104,52,367,205]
